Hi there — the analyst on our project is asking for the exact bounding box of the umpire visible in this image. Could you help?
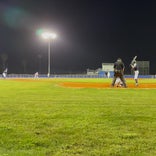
[111,58,127,88]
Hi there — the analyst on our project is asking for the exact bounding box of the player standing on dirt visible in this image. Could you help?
[111,58,127,88]
[130,60,139,86]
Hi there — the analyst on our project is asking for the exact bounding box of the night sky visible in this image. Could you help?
[0,0,156,74]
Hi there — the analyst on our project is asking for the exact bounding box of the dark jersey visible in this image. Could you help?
[114,61,125,72]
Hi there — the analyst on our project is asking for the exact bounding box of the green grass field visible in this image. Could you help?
[0,78,156,156]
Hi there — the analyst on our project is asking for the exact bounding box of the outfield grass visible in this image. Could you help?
[0,78,156,156]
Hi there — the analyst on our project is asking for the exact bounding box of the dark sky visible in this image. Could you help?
[0,0,156,74]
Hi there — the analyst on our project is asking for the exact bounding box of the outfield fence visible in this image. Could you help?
[0,74,156,79]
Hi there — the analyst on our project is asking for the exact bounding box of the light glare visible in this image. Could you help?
[41,32,57,39]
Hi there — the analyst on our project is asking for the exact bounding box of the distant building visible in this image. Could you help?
[101,63,114,77]
[87,63,114,77]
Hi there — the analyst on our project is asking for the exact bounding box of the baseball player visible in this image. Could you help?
[111,58,127,88]
[34,72,39,78]
[130,60,139,86]
[115,77,123,87]
[2,68,8,78]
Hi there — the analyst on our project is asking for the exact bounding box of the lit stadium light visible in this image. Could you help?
[41,31,57,77]
[41,32,57,40]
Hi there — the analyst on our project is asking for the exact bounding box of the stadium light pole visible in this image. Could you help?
[41,32,57,77]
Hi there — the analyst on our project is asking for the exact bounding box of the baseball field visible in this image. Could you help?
[0,78,156,156]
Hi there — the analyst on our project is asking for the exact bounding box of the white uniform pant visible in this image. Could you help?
[2,73,6,78]
[115,78,123,86]
[134,70,139,79]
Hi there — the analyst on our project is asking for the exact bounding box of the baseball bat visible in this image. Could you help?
[130,56,137,66]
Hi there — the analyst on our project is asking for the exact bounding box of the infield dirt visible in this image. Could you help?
[11,78,156,89]
[60,82,156,89]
